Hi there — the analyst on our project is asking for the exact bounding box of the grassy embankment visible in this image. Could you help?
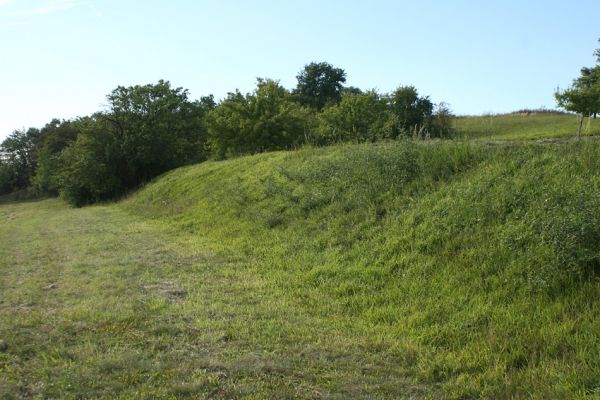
[1,117,600,398]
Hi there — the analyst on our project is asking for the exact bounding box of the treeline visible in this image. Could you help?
[0,62,453,206]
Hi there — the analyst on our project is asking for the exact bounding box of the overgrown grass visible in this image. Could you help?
[1,140,599,398]
[455,112,600,140]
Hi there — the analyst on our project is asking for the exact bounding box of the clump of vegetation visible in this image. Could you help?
[0,62,453,206]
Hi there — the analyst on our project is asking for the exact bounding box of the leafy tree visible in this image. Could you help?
[106,80,210,187]
[57,115,122,206]
[0,127,41,193]
[208,79,310,158]
[0,161,13,195]
[32,119,79,194]
[294,62,347,110]
[388,86,434,135]
[317,91,395,143]
[555,39,600,135]
[555,85,600,135]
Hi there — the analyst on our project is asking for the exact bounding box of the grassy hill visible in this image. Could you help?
[454,111,600,140]
[1,139,600,398]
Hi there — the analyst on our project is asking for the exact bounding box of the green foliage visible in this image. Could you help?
[430,102,455,138]
[207,79,311,158]
[555,84,600,116]
[107,80,211,186]
[294,62,347,110]
[32,119,79,195]
[0,160,14,194]
[0,127,41,194]
[316,91,395,143]
[388,85,434,134]
[555,38,600,134]
[57,117,122,206]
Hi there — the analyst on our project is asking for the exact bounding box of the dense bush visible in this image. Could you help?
[316,91,395,144]
[107,80,212,187]
[57,122,122,206]
[208,79,311,158]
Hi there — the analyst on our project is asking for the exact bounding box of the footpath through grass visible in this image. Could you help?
[1,140,600,398]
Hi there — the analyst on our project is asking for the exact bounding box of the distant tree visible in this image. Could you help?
[555,85,600,136]
[387,86,433,136]
[0,127,41,193]
[555,39,600,135]
[317,91,394,143]
[430,102,455,138]
[341,86,363,96]
[0,160,13,195]
[294,62,347,110]
[208,79,310,158]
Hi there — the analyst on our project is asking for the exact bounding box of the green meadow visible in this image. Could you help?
[455,112,600,140]
[1,120,599,398]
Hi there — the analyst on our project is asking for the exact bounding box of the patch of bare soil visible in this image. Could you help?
[144,280,187,303]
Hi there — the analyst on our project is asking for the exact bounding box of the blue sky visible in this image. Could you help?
[1,0,599,140]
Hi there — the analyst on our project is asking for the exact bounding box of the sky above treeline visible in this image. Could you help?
[1,0,599,141]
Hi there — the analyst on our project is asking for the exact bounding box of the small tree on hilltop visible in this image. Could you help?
[555,39,600,136]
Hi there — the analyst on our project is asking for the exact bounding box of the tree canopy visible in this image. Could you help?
[294,62,347,110]
[208,79,310,158]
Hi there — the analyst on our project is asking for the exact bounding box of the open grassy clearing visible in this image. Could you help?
[454,112,600,140]
[1,139,600,398]
[1,200,423,399]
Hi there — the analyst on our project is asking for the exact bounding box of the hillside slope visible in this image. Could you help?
[126,140,600,398]
[1,140,599,399]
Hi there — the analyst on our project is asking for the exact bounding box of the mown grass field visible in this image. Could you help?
[1,137,600,398]
[454,112,600,140]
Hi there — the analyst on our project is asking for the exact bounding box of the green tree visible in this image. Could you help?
[106,80,210,186]
[388,86,434,136]
[0,127,41,193]
[294,62,347,110]
[208,79,310,158]
[32,119,79,194]
[555,39,600,135]
[57,116,122,206]
[317,91,394,144]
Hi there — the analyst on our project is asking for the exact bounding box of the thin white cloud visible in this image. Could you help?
[0,0,16,6]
